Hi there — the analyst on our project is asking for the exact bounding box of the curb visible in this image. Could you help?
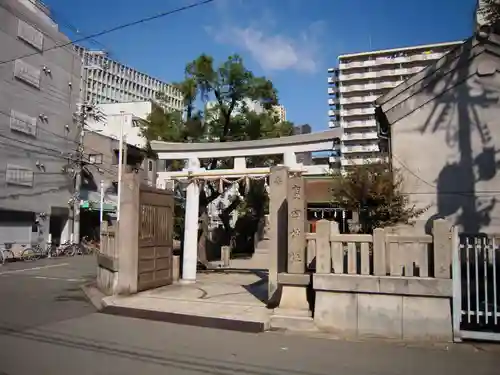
[80,283,106,311]
[100,304,267,333]
[80,284,267,333]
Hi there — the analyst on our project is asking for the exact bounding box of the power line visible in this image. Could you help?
[24,0,112,53]
[0,0,216,66]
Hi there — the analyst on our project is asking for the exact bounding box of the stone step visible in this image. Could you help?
[101,293,271,332]
[270,309,318,332]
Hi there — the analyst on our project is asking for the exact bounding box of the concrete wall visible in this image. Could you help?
[0,0,81,241]
[385,41,500,234]
[313,274,453,341]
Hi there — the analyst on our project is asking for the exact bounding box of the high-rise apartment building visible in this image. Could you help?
[328,41,463,167]
[273,104,287,122]
[74,46,183,112]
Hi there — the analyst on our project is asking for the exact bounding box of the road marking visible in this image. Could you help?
[0,262,69,275]
[34,276,85,282]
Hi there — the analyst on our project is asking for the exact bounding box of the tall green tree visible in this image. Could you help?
[142,54,292,256]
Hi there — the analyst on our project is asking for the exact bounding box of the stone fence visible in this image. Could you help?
[308,219,453,341]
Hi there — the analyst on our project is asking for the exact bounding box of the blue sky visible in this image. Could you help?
[43,0,477,131]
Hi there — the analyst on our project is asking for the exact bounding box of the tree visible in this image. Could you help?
[478,0,500,25]
[330,162,429,233]
[142,54,293,257]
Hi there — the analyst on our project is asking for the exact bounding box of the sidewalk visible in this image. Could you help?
[87,271,273,332]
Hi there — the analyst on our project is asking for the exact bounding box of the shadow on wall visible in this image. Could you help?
[421,39,500,234]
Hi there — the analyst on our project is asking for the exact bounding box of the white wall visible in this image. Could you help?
[86,101,152,148]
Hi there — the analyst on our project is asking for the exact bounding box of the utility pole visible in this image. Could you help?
[72,56,87,245]
[73,103,85,245]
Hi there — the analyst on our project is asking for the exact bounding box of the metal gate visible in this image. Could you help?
[452,227,500,341]
[137,185,174,292]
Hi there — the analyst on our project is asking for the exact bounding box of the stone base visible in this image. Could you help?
[179,279,196,285]
[314,290,453,342]
[270,308,317,332]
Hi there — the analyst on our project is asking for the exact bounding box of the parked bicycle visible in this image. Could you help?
[21,240,74,261]
[81,236,100,255]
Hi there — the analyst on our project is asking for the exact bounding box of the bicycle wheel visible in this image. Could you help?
[21,248,39,262]
[82,243,95,255]
[63,244,76,257]
[47,244,59,258]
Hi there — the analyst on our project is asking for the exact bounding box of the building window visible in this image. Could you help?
[10,109,37,137]
[6,164,34,187]
[148,160,153,172]
[88,154,103,164]
[14,59,41,88]
[17,20,44,51]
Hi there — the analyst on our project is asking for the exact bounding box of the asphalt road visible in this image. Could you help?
[0,257,500,375]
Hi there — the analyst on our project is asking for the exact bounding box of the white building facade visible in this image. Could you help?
[206,99,287,122]
[85,101,152,149]
[328,41,463,167]
[74,46,183,112]
[272,104,287,122]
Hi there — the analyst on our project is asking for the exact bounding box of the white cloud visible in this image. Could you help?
[206,20,325,74]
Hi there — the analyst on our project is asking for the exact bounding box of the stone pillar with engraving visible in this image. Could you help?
[268,166,289,307]
[287,172,306,274]
[271,171,314,329]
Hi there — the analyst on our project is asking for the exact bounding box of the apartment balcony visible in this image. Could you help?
[339,66,426,81]
[339,94,379,105]
[341,119,377,128]
[328,76,339,84]
[328,109,339,117]
[340,156,386,166]
[338,52,445,70]
[328,87,338,95]
[328,120,339,128]
[341,144,379,154]
[339,80,401,93]
[329,155,341,163]
[341,131,378,141]
[340,107,375,117]
[328,97,339,105]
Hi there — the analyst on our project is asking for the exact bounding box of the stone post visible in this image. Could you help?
[287,172,306,274]
[373,228,387,276]
[182,178,200,283]
[116,172,141,294]
[315,220,332,274]
[181,157,202,283]
[432,219,452,278]
[268,166,289,306]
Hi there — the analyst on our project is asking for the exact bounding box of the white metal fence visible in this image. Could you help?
[452,228,500,342]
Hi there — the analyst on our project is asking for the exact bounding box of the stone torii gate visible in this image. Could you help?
[150,129,341,292]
